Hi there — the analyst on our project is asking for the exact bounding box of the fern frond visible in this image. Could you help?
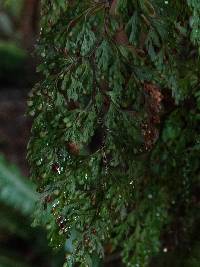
[0,155,38,215]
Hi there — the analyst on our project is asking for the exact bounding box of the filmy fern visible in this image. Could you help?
[28,1,200,267]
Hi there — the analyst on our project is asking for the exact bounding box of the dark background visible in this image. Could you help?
[0,0,38,175]
[0,1,65,266]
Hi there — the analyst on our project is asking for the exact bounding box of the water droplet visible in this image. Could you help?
[63,227,68,233]
[148,194,153,199]
[36,158,43,166]
[52,163,61,174]
[163,247,168,253]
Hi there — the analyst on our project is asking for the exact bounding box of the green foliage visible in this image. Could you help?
[0,0,24,18]
[0,156,35,267]
[28,1,200,267]
[0,0,24,38]
[0,155,65,267]
[0,41,27,81]
[0,12,13,36]
[0,155,37,215]
[187,0,200,50]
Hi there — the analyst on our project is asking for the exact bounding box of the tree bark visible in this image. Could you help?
[20,0,40,49]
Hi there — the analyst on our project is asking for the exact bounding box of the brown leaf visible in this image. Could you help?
[67,142,80,155]
[110,0,118,16]
[68,100,80,111]
[143,0,156,17]
[114,27,129,46]
[114,27,145,58]
[141,83,163,151]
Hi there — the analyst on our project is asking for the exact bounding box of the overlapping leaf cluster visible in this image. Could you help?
[28,1,200,266]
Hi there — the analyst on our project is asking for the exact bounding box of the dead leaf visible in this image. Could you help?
[110,0,118,16]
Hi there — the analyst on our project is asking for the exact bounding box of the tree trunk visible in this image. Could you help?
[20,0,40,49]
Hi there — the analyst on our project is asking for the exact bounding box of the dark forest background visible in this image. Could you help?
[0,1,65,266]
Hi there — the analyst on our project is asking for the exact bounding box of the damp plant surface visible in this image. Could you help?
[28,1,200,267]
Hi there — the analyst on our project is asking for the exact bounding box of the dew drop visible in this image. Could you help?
[52,163,61,174]
[148,194,153,199]
[163,247,168,253]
